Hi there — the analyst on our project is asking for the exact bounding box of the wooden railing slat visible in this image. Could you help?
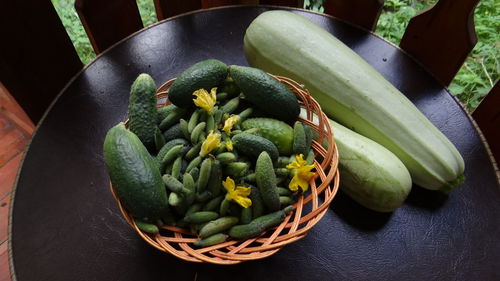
[75,0,143,54]
[323,0,385,31]
[399,0,480,86]
[0,1,82,123]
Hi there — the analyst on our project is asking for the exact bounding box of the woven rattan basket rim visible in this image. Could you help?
[110,74,340,264]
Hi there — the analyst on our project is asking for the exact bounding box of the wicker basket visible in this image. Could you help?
[110,75,340,264]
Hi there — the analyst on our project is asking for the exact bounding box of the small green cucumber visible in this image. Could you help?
[199,216,239,239]
[193,233,228,248]
[162,123,184,142]
[240,207,252,224]
[228,208,288,239]
[237,107,254,122]
[221,96,240,114]
[256,151,280,211]
[179,119,190,139]
[191,122,206,143]
[184,211,219,224]
[185,143,202,160]
[162,174,191,195]
[157,104,178,124]
[156,138,189,162]
[224,162,250,178]
[277,187,292,196]
[160,144,185,171]
[154,127,166,152]
[128,74,158,151]
[203,195,224,212]
[197,158,213,192]
[292,121,307,155]
[171,156,183,179]
[249,185,265,219]
[134,219,159,234]
[216,152,237,164]
[232,133,279,163]
[183,173,196,205]
[195,191,213,203]
[159,107,187,130]
[189,167,200,181]
[188,109,201,133]
[279,196,295,207]
[206,160,222,197]
[186,156,203,173]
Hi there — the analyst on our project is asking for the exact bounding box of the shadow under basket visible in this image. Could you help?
[110,75,340,265]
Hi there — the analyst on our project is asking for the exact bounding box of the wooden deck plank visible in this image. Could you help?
[0,154,22,202]
[0,241,11,281]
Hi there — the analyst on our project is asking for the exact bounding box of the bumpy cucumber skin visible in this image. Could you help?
[168,59,228,108]
[232,133,279,163]
[241,118,294,155]
[331,120,412,212]
[128,74,158,151]
[103,123,168,220]
[244,11,465,192]
[228,209,286,239]
[229,65,300,124]
[255,152,280,212]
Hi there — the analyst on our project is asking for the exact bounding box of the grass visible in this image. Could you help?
[51,0,498,111]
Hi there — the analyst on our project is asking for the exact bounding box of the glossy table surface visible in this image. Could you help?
[10,6,500,281]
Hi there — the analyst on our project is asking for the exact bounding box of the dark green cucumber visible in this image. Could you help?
[241,118,294,155]
[292,121,307,155]
[103,123,168,220]
[134,219,159,234]
[255,151,280,211]
[168,59,228,108]
[184,211,219,224]
[229,65,299,123]
[232,133,279,163]
[228,208,289,239]
[128,74,158,150]
[198,216,239,238]
[193,233,228,248]
[162,123,184,142]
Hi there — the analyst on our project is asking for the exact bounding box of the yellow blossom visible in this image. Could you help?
[223,115,239,134]
[222,177,252,208]
[225,140,233,151]
[193,88,217,113]
[286,154,316,192]
[200,131,220,156]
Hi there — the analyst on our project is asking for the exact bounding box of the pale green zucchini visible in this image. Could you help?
[244,10,465,192]
[330,120,412,212]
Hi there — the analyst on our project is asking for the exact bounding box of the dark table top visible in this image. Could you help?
[10,6,500,281]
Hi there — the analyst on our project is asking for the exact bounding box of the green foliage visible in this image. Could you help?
[51,0,95,64]
[52,0,497,111]
[137,0,158,26]
[304,0,325,13]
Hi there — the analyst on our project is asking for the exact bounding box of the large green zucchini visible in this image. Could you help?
[330,119,412,212]
[244,11,464,192]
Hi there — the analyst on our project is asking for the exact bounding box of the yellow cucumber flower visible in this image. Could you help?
[200,130,220,156]
[286,154,316,192]
[225,140,233,151]
[223,115,240,134]
[193,87,217,113]
[222,177,252,208]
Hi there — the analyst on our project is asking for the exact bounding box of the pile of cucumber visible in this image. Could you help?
[103,59,316,247]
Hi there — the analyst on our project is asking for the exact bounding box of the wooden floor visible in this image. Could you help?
[0,83,34,281]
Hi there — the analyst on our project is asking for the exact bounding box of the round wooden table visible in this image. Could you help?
[9,6,500,281]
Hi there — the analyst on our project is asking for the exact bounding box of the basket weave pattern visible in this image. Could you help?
[110,75,340,264]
